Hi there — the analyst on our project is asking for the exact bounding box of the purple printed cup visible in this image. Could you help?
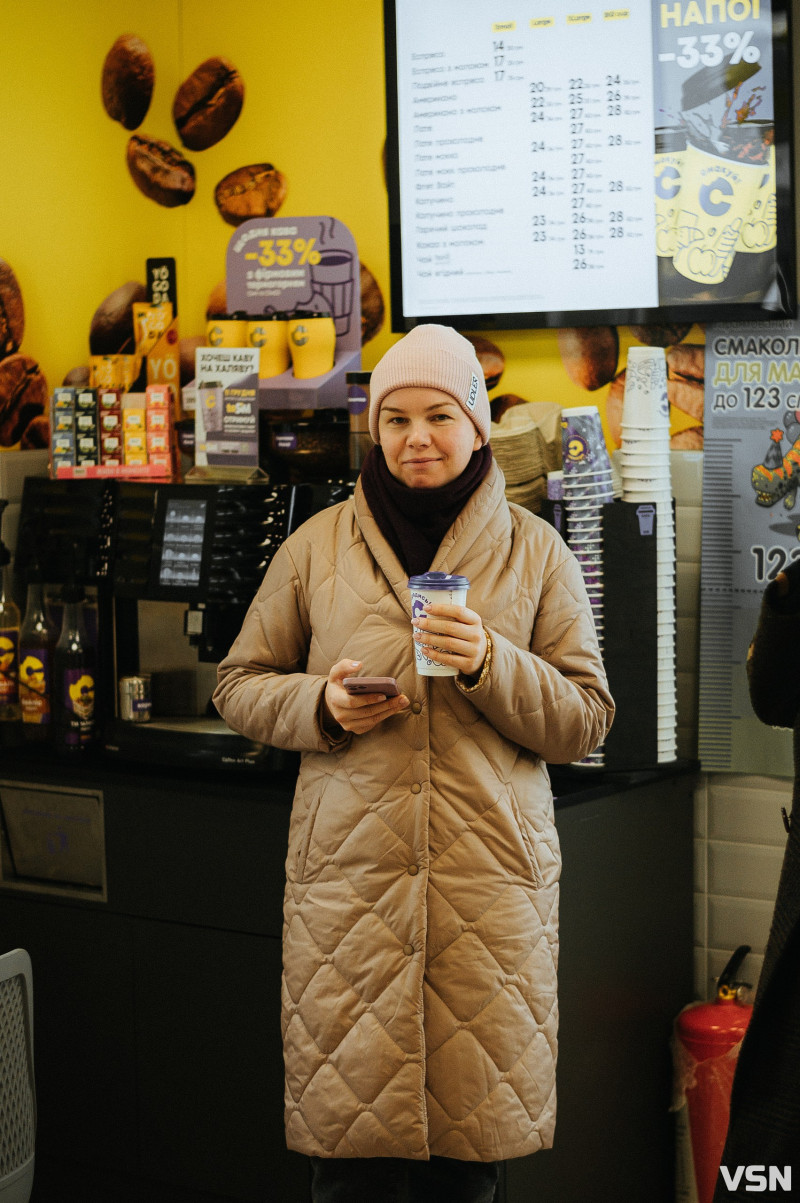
[408,571,470,677]
[561,406,613,476]
[547,471,564,500]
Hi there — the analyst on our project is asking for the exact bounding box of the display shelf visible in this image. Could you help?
[256,347,361,410]
[54,463,174,481]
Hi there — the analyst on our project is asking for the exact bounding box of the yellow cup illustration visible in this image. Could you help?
[672,141,764,286]
[654,129,686,259]
[731,131,774,253]
[287,311,337,379]
[247,315,290,378]
[205,313,248,348]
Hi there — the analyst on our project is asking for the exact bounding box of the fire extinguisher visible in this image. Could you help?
[672,945,753,1203]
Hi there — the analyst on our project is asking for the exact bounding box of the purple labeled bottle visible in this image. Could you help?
[53,579,96,754]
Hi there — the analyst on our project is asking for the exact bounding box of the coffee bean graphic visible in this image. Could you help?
[101,34,154,130]
[0,259,24,360]
[126,134,195,208]
[173,57,244,151]
[0,354,48,447]
[214,163,287,226]
[89,281,147,355]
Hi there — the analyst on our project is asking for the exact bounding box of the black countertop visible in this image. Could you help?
[0,733,699,808]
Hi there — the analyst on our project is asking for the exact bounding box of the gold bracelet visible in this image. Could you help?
[457,630,493,693]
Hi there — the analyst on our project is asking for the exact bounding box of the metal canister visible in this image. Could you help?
[118,675,152,723]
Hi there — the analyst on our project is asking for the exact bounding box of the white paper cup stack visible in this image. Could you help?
[618,348,676,764]
[561,406,613,766]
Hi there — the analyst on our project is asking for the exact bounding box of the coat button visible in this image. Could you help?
[411,783,421,794]
[411,702,422,714]
[407,865,419,876]
[403,944,414,956]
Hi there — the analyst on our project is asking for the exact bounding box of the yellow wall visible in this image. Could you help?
[1,0,701,447]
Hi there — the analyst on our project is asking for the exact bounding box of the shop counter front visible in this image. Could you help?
[0,751,696,1203]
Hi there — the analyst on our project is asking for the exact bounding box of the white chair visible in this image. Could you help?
[0,949,35,1203]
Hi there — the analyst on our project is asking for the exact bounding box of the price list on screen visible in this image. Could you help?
[395,1,659,317]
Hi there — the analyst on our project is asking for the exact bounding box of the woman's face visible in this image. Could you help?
[378,386,482,488]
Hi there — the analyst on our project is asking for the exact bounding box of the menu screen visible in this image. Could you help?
[385,0,795,330]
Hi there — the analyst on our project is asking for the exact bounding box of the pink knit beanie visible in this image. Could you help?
[368,324,491,446]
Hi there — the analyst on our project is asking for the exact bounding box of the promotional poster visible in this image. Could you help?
[699,316,798,772]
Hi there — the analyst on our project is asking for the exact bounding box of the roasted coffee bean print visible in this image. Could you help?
[667,343,704,385]
[0,259,24,360]
[490,393,527,425]
[605,370,626,445]
[557,326,619,391]
[206,281,227,320]
[466,335,505,392]
[20,414,50,449]
[214,163,287,226]
[670,426,703,450]
[173,57,244,151]
[629,323,692,348]
[101,34,154,130]
[0,355,48,447]
[360,264,385,345]
[62,365,91,388]
[89,281,147,356]
[126,135,195,208]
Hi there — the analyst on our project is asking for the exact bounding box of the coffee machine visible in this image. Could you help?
[15,475,355,770]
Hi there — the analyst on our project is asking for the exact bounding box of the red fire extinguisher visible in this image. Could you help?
[673,945,753,1203]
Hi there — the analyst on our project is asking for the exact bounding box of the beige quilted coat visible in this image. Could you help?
[214,462,613,1162]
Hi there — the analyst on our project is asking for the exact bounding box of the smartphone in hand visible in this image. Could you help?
[343,676,400,697]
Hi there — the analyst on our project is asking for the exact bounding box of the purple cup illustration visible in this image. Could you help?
[310,248,354,336]
[635,504,656,535]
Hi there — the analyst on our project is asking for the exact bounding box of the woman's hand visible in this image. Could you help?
[322,660,409,736]
[412,603,488,677]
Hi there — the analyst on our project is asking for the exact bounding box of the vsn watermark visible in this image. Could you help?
[719,1165,792,1192]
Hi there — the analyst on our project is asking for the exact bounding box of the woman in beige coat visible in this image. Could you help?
[214,324,614,1203]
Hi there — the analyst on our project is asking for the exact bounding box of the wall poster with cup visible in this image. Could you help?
[698,318,800,774]
[224,215,361,409]
[653,1,778,308]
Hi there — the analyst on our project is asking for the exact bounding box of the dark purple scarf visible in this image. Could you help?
[359,444,493,576]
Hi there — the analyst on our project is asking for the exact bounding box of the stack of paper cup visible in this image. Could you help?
[618,347,676,764]
[560,406,614,767]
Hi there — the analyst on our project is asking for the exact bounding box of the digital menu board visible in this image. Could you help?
[384,0,796,330]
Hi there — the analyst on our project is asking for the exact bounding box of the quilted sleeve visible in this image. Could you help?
[455,549,614,763]
[213,539,350,753]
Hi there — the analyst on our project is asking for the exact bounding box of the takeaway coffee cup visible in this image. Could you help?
[206,311,248,348]
[247,312,290,378]
[408,571,470,677]
[287,309,336,379]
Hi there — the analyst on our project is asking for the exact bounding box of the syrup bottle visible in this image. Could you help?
[19,563,56,742]
[53,577,96,754]
[0,499,21,742]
